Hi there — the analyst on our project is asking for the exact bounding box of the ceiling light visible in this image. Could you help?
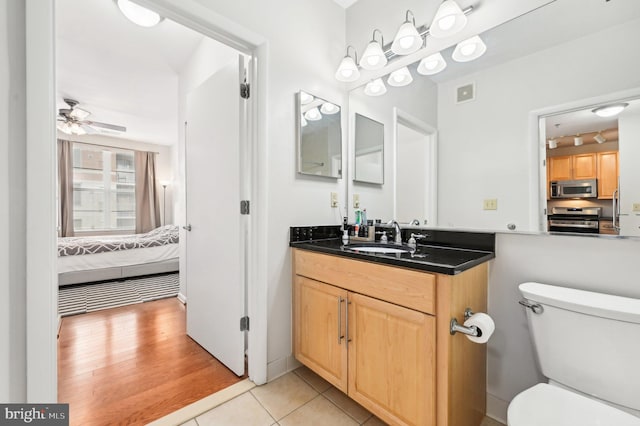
[320,102,340,115]
[594,133,607,144]
[574,136,583,146]
[452,35,487,62]
[417,52,447,75]
[361,29,388,71]
[300,91,314,105]
[70,122,86,135]
[429,0,468,39]
[57,121,71,135]
[70,108,91,120]
[548,139,558,149]
[387,67,413,87]
[391,10,423,56]
[116,0,163,27]
[364,78,387,96]
[304,107,322,121]
[592,103,629,117]
[335,45,360,82]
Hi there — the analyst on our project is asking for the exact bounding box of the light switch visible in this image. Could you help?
[353,194,360,209]
[483,199,498,210]
[331,192,338,208]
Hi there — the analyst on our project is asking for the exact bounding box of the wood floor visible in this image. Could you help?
[58,297,244,425]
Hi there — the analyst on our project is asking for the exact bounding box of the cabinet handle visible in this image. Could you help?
[345,300,352,343]
[337,297,344,344]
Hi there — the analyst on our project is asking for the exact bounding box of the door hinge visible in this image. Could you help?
[240,200,250,215]
[240,316,250,331]
[240,83,250,99]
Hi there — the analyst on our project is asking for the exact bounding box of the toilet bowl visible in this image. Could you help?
[508,282,640,426]
[508,383,640,426]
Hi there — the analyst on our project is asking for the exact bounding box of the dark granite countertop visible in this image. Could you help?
[290,226,495,275]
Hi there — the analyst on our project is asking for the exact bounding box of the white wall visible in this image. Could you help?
[437,19,640,232]
[59,133,176,226]
[0,0,26,402]
[618,107,640,236]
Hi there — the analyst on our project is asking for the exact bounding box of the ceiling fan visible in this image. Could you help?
[57,98,126,135]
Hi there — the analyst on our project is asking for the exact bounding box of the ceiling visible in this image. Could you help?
[56,0,206,146]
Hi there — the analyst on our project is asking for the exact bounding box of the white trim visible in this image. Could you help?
[26,0,58,402]
[393,108,438,226]
[177,292,187,304]
[486,392,509,425]
[26,0,269,401]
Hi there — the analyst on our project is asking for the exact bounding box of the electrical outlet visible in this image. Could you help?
[353,194,360,209]
[483,199,498,210]
[633,203,640,212]
[330,192,338,208]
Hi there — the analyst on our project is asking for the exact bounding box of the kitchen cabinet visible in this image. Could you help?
[597,151,619,199]
[292,249,488,426]
[548,153,596,182]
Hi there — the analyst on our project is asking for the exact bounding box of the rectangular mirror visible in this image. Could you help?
[354,113,384,184]
[297,91,342,178]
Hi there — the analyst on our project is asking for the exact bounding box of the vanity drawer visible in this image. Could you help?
[293,249,436,314]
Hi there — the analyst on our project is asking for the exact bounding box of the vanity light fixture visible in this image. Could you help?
[574,135,583,146]
[592,103,629,117]
[429,0,468,39]
[361,29,388,70]
[391,10,423,56]
[594,132,607,144]
[364,78,387,96]
[452,35,487,62]
[387,66,413,87]
[334,45,360,82]
[548,139,558,149]
[299,91,314,105]
[116,0,163,28]
[304,107,322,121]
[301,115,308,127]
[417,52,447,75]
[320,102,340,115]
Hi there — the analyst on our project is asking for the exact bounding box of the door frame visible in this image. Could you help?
[25,0,269,401]
[393,108,438,226]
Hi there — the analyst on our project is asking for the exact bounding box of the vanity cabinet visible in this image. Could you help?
[292,249,488,426]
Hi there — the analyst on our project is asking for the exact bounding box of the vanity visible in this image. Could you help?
[290,226,495,426]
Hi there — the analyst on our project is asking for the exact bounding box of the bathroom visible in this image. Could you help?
[3,0,640,425]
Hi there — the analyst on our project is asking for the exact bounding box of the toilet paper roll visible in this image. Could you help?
[463,312,495,344]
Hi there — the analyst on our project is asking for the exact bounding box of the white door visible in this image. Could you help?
[185,56,247,376]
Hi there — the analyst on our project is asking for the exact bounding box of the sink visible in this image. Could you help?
[344,243,415,254]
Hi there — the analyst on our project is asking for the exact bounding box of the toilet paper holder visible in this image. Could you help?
[450,307,482,337]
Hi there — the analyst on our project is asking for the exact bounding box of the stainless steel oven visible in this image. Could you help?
[547,207,601,234]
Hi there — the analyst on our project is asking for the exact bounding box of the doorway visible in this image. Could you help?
[26,0,267,404]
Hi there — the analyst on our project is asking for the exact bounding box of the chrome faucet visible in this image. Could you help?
[387,220,402,244]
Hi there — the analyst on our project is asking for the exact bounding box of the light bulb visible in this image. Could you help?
[364,78,387,97]
[361,40,387,71]
[334,55,360,82]
[304,107,322,121]
[452,35,487,62]
[320,103,340,115]
[417,52,447,75]
[300,91,314,105]
[117,0,162,27]
[387,67,413,87]
[430,0,468,39]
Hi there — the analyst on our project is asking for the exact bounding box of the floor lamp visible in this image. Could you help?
[160,181,171,226]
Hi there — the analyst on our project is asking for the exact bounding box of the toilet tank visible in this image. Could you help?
[519,282,640,412]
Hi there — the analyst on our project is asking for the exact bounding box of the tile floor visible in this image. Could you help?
[176,367,506,426]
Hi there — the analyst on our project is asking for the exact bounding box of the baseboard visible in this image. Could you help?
[266,354,301,382]
[177,292,187,304]
[487,392,509,424]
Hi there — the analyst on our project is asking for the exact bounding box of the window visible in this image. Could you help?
[72,144,136,232]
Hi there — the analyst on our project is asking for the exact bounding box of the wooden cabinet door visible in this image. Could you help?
[548,156,573,181]
[347,293,436,426]
[597,151,619,199]
[572,153,597,179]
[294,276,348,392]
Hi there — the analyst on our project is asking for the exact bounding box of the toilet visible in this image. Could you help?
[507,282,640,426]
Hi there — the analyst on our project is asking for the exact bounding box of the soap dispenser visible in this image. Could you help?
[407,233,417,249]
[342,229,349,245]
[380,231,388,243]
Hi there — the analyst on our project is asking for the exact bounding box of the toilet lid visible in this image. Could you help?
[508,384,640,426]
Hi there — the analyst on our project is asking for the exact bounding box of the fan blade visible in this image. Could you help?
[85,121,126,132]
[80,124,97,135]
[70,108,91,120]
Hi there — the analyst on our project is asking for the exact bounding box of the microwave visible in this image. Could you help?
[550,179,598,199]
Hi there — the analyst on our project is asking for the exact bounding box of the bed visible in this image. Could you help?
[58,225,179,286]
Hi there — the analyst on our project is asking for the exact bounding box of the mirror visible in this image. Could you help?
[297,91,342,178]
[354,113,384,184]
[345,0,640,236]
